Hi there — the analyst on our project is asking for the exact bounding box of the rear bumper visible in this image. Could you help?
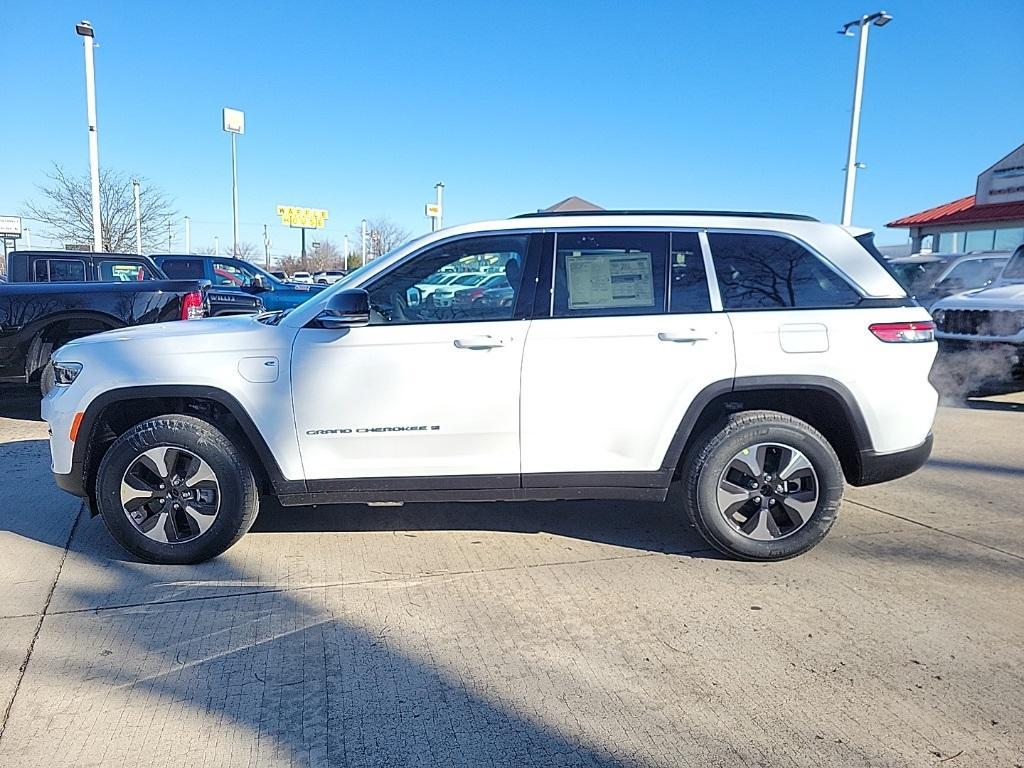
[851,433,933,487]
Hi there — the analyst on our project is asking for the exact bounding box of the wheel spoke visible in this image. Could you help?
[778,449,812,481]
[120,474,160,505]
[183,458,216,488]
[717,479,755,516]
[731,448,763,479]
[741,505,776,541]
[779,491,817,527]
[140,511,171,543]
[140,446,172,479]
[183,503,217,535]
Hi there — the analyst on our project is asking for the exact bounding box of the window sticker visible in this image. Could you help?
[566,251,655,310]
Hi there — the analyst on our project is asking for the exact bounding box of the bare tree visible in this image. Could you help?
[23,164,177,253]
[355,217,411,261]
[229,242,260,260]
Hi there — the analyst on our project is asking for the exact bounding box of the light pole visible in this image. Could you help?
[263,224,271,269]
[184,216,191,253]
[361,218,368,267]
[214,235,220,256]
[132,179,142,254]
[222,108,245,255]
[76,20,102,252]
[838,11,892,226]
[435,182,444,230]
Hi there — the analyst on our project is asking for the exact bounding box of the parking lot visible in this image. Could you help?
[0,388,1022,767]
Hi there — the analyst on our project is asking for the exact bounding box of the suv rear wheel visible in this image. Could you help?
[682,410,843,561]
[95,415,259,564]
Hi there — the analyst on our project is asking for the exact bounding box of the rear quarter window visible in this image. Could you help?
[709,233,861,310]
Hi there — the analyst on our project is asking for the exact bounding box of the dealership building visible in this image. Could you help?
[887,143,1024,254]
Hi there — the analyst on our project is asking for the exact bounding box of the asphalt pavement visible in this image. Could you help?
[0,387,1021,767]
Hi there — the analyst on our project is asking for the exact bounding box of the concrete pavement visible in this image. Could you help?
[0,388,1021,767]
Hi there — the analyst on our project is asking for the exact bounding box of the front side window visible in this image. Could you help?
[552,231,667,318]
[710,233,861,310]
[366,235,529,325]
[213,260,253,287]
[35,259,86,282]
[1001,246,1024,281]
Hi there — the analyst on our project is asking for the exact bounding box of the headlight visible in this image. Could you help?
[53,361,83,386]
[931,309,945,328]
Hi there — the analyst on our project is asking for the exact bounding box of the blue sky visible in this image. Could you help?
[1,0,1021,255]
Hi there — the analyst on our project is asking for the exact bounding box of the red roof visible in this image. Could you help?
[887,195,1024,228]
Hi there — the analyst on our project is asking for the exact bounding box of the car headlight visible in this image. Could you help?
[53,361,84,386]
[931,309,945,328]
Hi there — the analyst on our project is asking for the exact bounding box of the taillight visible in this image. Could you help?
[180,290,206,320]
[869,321,935,343]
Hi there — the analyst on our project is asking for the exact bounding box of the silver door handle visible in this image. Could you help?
[454,336,505,350]
[658,331,709,343]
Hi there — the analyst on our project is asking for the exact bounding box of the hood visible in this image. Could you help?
[933,282,1024,311]
[56,315,282,357]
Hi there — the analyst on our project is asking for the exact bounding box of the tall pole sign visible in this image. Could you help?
[223,108,245,255]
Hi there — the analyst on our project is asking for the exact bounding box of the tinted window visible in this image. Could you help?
[213,260,255,287]
[367,235,528,325]
[1002,246,1024,280]
[553,232,667,318]
[709,233,860,310]
[34,259,86,282]
[669,232,711,313]
[161,259,204,279]
[98,260,150,281]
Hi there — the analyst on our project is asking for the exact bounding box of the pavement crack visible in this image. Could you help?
[0,501,85,742]
[34,547,713,619]
[846,499,1024,562]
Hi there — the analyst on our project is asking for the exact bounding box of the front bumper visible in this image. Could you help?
[851,433,933,487]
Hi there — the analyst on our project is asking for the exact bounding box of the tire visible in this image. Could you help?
[681,410,843,561]
[95,414,259,564]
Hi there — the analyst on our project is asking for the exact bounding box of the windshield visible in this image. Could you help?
[1000,246,1024,281]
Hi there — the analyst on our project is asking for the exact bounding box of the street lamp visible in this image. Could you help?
[361,218,368,267]
[838,11,892,226]
[76,20,102,252]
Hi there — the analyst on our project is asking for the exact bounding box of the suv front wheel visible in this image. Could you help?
[682,410,843,561]
[95,415,259,564]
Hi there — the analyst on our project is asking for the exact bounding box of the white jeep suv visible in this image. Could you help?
[42,211,938,565]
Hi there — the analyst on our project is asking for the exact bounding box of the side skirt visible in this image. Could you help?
[276,485,668,507]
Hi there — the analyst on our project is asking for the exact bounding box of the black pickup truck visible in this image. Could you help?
[0,251,217,384]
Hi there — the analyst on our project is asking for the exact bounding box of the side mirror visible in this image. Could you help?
[313,289,370,329]
[249,275,266,292]
[406,286,422,307]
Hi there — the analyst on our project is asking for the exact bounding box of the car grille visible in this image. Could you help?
[940,309,1024,337]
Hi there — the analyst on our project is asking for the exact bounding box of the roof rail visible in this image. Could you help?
[513,209,819,222]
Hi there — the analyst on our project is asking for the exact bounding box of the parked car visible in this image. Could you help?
[931,243,1024,384]
[314,270,347,285]
[888,251,1009,309]
[290,271,314,284]
[415,271,465,301]
[45,210,937,565]
[1,254,209,384]
[270,271,288,281]
[431,272,508,307]
[153,255,324,311]
[7,250,262,318]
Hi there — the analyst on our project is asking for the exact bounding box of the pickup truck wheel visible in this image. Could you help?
[95,415,258,564]
[681,410,843,561]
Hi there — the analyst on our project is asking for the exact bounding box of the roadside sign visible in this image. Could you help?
[276,205,328,229]
[222,108,245,135]
[0,216,22,237]
[425,203,440,218]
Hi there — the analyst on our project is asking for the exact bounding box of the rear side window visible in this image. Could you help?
[98,261,150,281]
[161,259,204,279]
[709,233,860,310]
[552,231,667,317]
[34,259,86,282]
